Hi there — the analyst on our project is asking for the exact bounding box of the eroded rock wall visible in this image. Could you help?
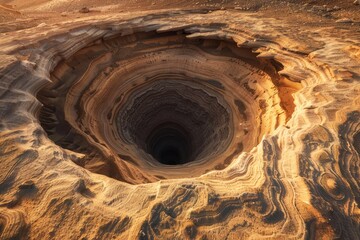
[0,10,359,239]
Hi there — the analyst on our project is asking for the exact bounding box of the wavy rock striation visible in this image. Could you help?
[37,30,292,183]
[0,9,359,239]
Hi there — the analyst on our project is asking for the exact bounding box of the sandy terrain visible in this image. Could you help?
[0,0,359,239]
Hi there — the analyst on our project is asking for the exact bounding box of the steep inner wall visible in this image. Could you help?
[1,9,360,240]
[37,31,297,183]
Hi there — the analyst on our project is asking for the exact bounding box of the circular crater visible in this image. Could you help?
[37,30,298,184]
[116,80,232,166]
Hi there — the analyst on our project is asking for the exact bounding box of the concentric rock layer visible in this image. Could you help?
[37,31,291,182]
[0,9,359,240]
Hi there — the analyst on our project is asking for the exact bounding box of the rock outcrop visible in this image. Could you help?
[0,9,359,239]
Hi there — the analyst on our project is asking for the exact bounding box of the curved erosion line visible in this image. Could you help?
[34,25,290,181]
[0,10,359,239]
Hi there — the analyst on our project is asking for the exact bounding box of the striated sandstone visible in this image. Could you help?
[0,2,359,240]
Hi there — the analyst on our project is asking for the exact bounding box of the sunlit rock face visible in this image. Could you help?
[37,31,293,183]
[0,10,359,240]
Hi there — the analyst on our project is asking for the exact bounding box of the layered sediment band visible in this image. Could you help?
[1,10,360,239]
[37,31,294,183]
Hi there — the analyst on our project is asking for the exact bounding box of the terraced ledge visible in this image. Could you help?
[0,9,359,240]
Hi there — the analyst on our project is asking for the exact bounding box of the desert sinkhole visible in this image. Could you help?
[0,5,359,240]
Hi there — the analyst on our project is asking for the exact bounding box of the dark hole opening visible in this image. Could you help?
[147,122,192,165]
[159,146,182,165]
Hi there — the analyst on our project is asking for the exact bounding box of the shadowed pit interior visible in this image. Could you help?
[37,30,297,183]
